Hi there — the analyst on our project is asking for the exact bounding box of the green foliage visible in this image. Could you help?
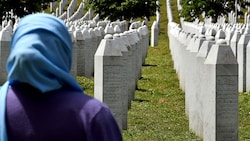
[0,0,57,20]
[179,0,250,23]
[84,0,159,21]
[179,0,205,22]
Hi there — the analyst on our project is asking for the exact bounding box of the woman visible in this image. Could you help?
[0,13,122,141]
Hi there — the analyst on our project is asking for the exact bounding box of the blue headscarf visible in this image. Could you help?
[0,13,83,141]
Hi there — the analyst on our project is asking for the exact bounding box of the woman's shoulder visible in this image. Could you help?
[52,89,110,113]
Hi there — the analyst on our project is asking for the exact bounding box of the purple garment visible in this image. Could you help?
[6,83,123,141]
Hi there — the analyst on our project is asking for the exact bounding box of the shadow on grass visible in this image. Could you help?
[133,98,150,103]
[142,64,157,67]
[136,88,148,92]
[138,76,150,80]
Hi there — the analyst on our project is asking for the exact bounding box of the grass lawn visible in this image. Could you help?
[77,0,250,140]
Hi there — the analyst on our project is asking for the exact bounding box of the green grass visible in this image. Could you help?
[121,26,200,141]
[239,92,250,140]
[121,1,200,140]
[77,0,250,140]
[169,0,180,24]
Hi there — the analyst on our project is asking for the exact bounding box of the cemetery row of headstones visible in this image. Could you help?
[58,0,157,130]
[94,25,149,130]
[0,10,150,131]
[0,0,160,131]
[166,0,238,140]
[50,0,93,21]
[69,18,150,130]
[181,19,250,94]
[168,21,239,141]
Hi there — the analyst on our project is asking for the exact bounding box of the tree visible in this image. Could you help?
[85,0,159,21]
[179,0,250,23]
[179,0,205,22]
[0,0,57,21]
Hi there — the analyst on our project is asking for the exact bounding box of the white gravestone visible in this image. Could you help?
[68,3,85,21]
[94,27,102,47]
[50,1,58,12]
[225,28,234,45]
[138,26,148,65]
[186,35,205,117]
[94,34,124,130]
[0,28,11,84]
[69,29,77,78]
[131,30,141,80]
[73,28,84,76]
[203,39,238,141]
[113,34,129,130]
[184,33,197,116]
[215,29,226,41]
[98,26,105,40]
[189,36,215,137]
[178,31,190,91]
[176,31,187,76]
[230,30,241,58]
[245,38,250,91]
[205,28,216,40]
[82,28,92,78]
[122,31,138,108]
[59,0,68,15]
[120,33,134,109]
[67,0,77,19]
[114,25,122,34]
[172,29,182,71]
[151,20,159,47]
[237,25,250,92]
[104,25,115,35]
[89,28,98,77]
